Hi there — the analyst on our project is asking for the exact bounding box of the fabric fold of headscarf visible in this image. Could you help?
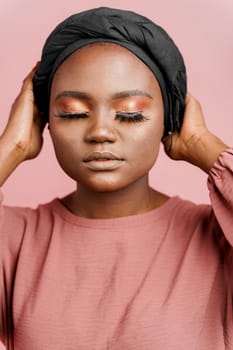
[33,7,187,136]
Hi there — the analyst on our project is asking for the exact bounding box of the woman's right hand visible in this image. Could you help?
[2,62,45,161]
[0,63,46,186]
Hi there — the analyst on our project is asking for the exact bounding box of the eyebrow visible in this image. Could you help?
[112,90,153,100]
[55,91,90,101]
[54,89,153,101]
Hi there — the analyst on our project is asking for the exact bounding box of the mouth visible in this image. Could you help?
[83,151,123,162]
[83,151,124,170]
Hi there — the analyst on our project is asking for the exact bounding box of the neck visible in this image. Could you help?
[62,177,168,219]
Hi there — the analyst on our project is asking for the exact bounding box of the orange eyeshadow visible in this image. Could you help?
[57,99,88,111]
[116,99,150,111]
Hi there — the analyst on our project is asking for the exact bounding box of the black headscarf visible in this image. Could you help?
[33,7,187,136]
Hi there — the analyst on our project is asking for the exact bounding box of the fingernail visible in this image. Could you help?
[33,61,40,69]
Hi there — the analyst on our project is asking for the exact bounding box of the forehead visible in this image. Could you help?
[50,43,161,96]
[55,42,153,71]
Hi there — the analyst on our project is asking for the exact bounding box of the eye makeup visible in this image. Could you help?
[114,97,150,123]
[52,97,90,118]
[52,96,151,123]
[53,112,89,119]
[56,98,89,110]
[116,111,149,123]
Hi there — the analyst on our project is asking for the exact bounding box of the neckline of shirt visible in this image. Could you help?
[50,195,182,229]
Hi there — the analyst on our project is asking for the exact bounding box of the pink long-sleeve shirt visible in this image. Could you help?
[0,149,233,350]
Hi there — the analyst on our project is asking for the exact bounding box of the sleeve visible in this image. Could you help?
[0,192,26,346]
[0,191,7,345]
[207,148,233,296]
[207,148,233,245]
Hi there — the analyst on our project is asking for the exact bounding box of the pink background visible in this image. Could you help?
[0,0,232,345]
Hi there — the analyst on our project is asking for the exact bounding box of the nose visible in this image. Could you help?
[84,113,117,144]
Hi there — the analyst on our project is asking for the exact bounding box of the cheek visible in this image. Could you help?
[126,118,163,169]
[128,119,163,151]
[49,124,83,166]
[50,120,82,146]
[49,129,84,181]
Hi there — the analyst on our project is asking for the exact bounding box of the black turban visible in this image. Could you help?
[33,7,187,136]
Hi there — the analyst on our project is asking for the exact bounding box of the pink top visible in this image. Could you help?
[0,149,233,350]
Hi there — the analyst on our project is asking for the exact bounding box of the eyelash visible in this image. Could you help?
[116,111,148,123]
[55,112,88,119]
[55,111,148,123]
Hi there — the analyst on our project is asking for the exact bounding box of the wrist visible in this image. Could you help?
[183,130,229,173]
[0,134,25,186]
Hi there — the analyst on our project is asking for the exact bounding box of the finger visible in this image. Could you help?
[185,91,192,101]
[184,93,196,110]
[24,61,40,82]
[10,63,40,116]
[21,61,40,93]
[185,93,201,109]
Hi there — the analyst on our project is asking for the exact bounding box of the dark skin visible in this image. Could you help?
[0,43,229,219]
[49,43,168,218]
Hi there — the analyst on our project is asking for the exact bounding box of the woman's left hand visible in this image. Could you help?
[162,93,229,173]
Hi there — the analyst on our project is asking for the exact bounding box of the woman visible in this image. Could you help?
[0,7,232,350]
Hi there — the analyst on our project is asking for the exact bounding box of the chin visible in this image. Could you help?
[63,167,146,193]
[75,172,133,193]
[80,179,128,193]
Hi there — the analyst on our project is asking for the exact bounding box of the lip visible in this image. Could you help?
[83,151,123,162]
[83,151,124,170]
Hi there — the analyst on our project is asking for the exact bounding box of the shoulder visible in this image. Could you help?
[163,195,212,220]
[0,197,60,251]
[167,195,218,236]
[1,198,57,226]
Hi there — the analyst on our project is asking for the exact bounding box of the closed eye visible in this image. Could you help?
[53,111,149,123]
[116,111,149,123]
[54,112,89,119]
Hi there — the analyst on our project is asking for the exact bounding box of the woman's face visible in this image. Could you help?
[49,43,164,192]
